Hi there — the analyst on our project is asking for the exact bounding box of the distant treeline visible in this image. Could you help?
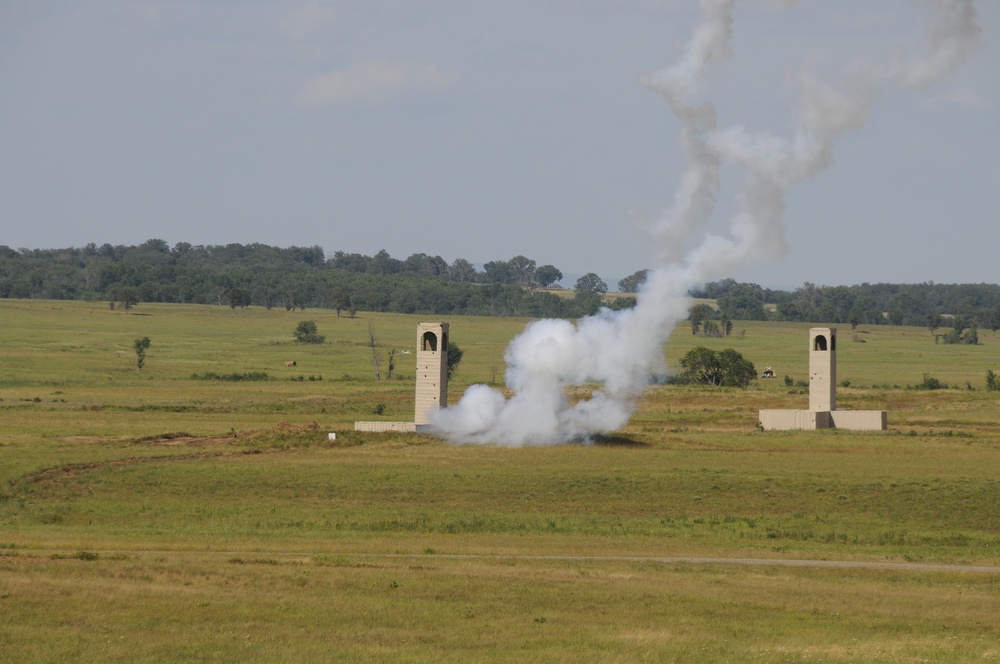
[0,241,623,318]
[1,241,998,329]
[688,278,1000,332]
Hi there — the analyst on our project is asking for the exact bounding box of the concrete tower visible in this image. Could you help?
[759,326,884,431]
[808,327,836,412]
[415,322,449,425]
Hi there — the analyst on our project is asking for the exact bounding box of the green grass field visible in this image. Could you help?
[1,299,999,662]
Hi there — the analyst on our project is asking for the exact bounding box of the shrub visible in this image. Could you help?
[191,371,270,382]
[701,321,722,338]
[293,320,325,344]
[987,369,999,392]
[133,336,151,372]
[918,373,944,390]
[942,324,979,345]
[446,341,464,379]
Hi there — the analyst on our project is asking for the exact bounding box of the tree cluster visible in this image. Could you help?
[617,269,649,294]
[0,242,607,319]
[690,279,1000,333]
[687,303,733,338]
[293,321,325,344]
[677,347,757,388]
[3,242,999,329]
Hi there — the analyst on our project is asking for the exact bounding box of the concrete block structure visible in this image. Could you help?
[759,327,887,431]
[757,409,832,431]
[829,410,888,430]
[355,322,449,434]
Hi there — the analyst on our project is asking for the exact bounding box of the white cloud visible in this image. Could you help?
[298,59,458,107]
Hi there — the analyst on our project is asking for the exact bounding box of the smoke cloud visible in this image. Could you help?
[432,0,981,447]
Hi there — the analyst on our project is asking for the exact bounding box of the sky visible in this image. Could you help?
[1,0,997,290]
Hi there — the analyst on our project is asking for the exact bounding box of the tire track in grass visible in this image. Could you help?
[14,548,1000,574]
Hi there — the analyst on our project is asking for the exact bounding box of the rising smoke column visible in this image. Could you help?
[432,0,981,447]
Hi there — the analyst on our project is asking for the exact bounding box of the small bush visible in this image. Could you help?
[192,372,270,382]
[987,369,999,392]
[51,551,100,561]
[917,373,944,390]
[700,321,723,338]
[942,326,979,345]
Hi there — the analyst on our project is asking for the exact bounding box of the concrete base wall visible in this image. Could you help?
[759,410,887,431]
[354,421,435,433]
[829,410,887,430]
[758,410,829,430]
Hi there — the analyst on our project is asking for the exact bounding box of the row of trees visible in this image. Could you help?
[2,242,628,319]
[3,242,999,326]
[686,278,1000,334]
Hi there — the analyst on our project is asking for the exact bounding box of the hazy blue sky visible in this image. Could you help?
[2,1,997,289]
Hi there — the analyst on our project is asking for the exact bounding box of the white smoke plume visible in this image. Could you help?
[432,0,981,447]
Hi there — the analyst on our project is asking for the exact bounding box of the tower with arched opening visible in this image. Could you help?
[415,322,449,425]
[759,327,886,431]
[354,322,450,433]
[809,327,836,412]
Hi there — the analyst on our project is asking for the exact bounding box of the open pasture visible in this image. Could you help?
[1,299,999,662]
